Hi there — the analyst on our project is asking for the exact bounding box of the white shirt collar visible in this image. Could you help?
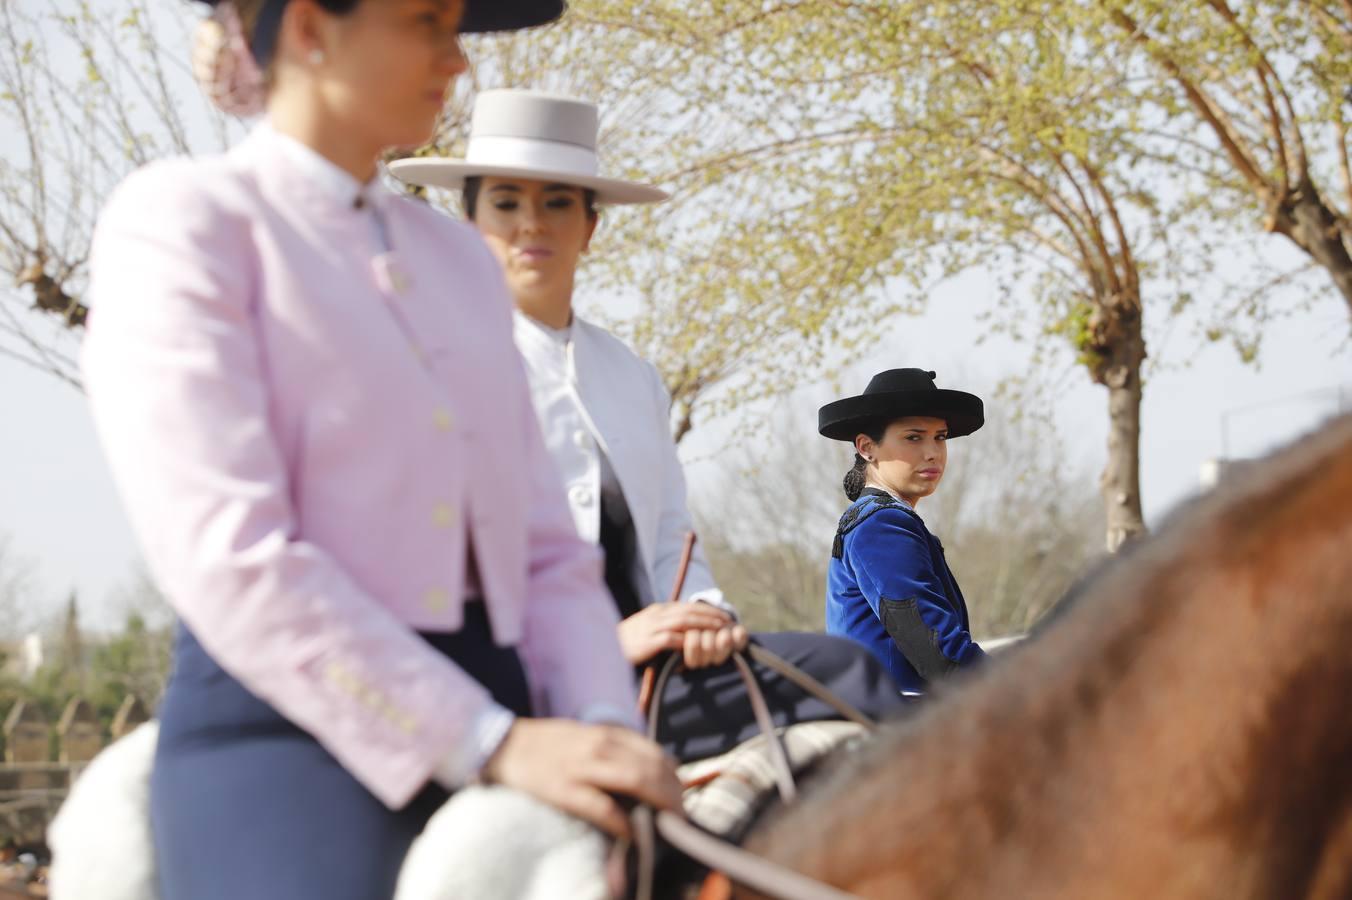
[257,120,380,209]
[515,309,573,346]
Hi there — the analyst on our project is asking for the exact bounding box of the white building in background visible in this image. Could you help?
[20,633,43,680]
[1202,386,1349,492]
[0,633,45,681]
[1199,457,1262,491]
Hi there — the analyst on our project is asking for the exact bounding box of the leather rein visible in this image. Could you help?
[624,533,872,900]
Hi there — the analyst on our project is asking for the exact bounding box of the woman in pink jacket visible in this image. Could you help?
[80,1,679,897]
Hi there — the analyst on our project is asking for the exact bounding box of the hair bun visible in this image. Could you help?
[190,2,266,117]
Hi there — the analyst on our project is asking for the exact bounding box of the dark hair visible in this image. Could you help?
[462,176,599,221]
[842,421,887,501]
[230,0,362,69]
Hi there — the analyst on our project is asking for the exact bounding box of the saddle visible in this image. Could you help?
[623,643,874,900]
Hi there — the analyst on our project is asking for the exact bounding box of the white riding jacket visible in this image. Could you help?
[513,311,732,614]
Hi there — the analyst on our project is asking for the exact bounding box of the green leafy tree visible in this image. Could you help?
[22,594,88,727]
[88,610,171,719]
[1095,0,1352,314]
[57,592,84,692]
[0,535,35,642]
[0,0,228,385]
[428,0,1326,547]
[16,580,170,742]
[7,0,1340,551]
[593,0,1206,548]
[408,6,936,441]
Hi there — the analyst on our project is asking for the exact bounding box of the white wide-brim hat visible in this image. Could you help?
[388,89,668,205]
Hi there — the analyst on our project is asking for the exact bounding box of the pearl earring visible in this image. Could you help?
[308,48,325,65]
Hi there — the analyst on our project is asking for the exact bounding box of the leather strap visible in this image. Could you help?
[636,531,699,712]
[744,643,878,730]
[656,811,857,900]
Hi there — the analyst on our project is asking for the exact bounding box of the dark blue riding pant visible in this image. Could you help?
[150,604,532,900]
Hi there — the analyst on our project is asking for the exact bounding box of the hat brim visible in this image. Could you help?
[461,0,566,34]
[197,0,566,35]
[818,390,985,441]
[387,158,668,205]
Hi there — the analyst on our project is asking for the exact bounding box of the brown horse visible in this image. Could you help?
[738,414,1352,899]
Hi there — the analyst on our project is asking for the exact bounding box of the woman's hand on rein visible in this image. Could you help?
[617,601,744,666]
[681,622,749,669]
[480,718,683,840]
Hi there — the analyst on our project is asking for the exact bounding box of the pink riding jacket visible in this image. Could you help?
[81,124,637,810]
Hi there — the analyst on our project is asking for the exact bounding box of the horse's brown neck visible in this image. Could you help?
[745,416,1352,900]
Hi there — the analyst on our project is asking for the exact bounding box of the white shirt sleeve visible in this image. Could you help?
[431,703,517,788]
[431,700,641,790]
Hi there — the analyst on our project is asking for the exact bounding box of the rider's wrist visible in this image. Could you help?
[579,702,640,730]
[431,703,516,790]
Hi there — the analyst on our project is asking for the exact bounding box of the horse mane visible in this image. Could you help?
[743,414,1352,899]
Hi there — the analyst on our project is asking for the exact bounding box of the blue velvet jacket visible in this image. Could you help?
[826,488,985,692]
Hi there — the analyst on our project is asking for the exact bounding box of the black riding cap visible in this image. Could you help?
[199,0,565,67]
[818,369,985,441]
[457,0,566,33]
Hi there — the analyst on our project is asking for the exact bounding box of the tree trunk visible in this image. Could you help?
[1092,293,1148,553]
[1274,178,1352,316]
